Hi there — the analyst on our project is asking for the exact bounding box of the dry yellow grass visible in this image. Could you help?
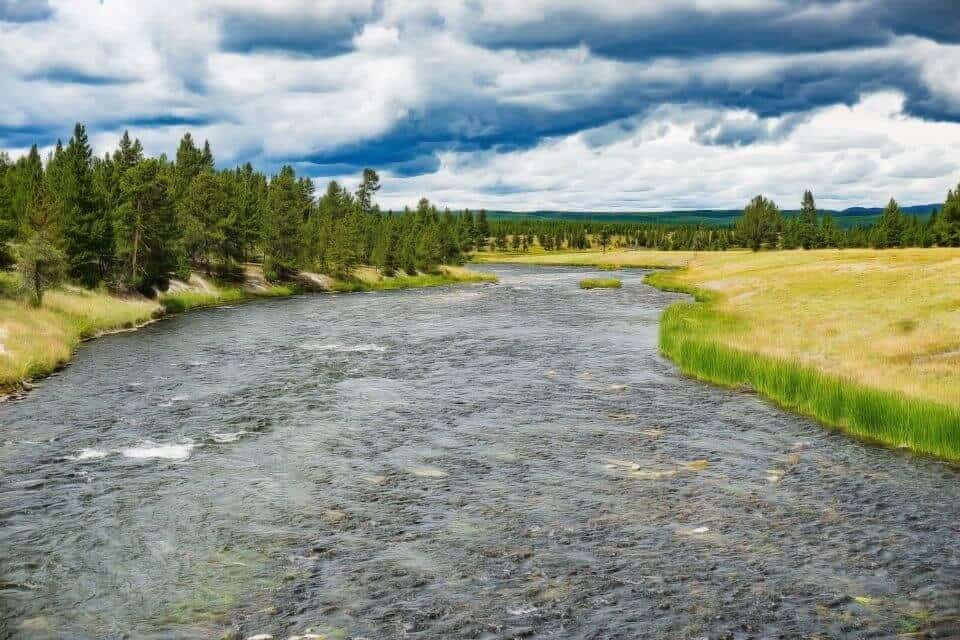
[0,287,159,389]
[665,248,960,408]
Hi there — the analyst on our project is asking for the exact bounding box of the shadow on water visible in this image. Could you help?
[0,265,958,639]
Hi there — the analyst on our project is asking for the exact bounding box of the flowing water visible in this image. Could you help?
[1,265,958,640]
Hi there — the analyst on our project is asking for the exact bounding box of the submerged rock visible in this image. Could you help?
[323,509,347,523]
[411,466,448,478]
[631,469,678,480]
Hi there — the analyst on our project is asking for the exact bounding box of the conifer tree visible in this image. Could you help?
[355,168,380,215]
[735,195,781,251]
[798,190,818,249]
[16,189,65,306]
[873,198,904,248]
[937,183,960,246]
[115,159,179,290]
[263,165,303,279]
[59,123,112,285]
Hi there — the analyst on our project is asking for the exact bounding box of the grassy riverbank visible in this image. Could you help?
[326,265,497,293]
[0,287,159,390]
[0,264,494,394]
[476,248,960,461]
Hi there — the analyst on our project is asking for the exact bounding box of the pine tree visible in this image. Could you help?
[819,213,838,248]
[355,168,380,215]
[178,170,228,270]
[735,195,781,251]
[937,183,960,247]
[0,152,15,266]
[115,159,180,290]
[59,123,112,286]
[873,198,904,248]
[16,189,65,306]
[173,133,206,202]
[798,190,818,249]
[263,166,304,279]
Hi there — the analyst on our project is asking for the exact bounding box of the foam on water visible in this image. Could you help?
[300,343,387,353]
[210,431,247,443]
[66,448,109,461]
[120,441,196,461]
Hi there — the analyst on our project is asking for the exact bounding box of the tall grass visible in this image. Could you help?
[328,265,496,292]
[647,271,960,461]
[0,286,159,389]
[158,284,294,313]
[159,288,245,313]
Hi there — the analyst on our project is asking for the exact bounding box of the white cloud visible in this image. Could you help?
[1,1,959,210]
[376,92,960,211]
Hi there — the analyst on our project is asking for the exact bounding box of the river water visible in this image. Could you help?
[1,265,958,639]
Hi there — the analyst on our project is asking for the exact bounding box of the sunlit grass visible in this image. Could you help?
[159,287,246,313]
[482,247,960,460]
[579,278,622,289]
[0,281,159,389]
[329,265,497,292]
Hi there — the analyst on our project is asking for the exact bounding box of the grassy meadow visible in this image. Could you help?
[476,247,960,461]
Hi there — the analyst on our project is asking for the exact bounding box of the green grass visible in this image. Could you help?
[330,265,497,293]
[0,282,160,391]
[579,277,622,289]
[158,284,294,313]
[647,270,960,462]
[159,288,244,313]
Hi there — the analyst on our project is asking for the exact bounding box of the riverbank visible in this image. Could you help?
[475,248,960,461]
[0,264,494,395]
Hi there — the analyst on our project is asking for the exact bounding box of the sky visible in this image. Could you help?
[2,0,960,211]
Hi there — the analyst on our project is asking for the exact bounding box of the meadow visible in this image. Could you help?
[477,248,960,460]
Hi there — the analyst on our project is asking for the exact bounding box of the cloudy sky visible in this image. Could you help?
[2,0,960,210]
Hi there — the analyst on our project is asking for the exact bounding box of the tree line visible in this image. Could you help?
[478,187,960,253]
[0,124,478,304]
[4,123,960,304]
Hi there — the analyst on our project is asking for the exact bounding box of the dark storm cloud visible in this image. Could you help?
[25,66,136,86]
[467,1,960,58]
[293,50,951,175]
[218,7,377,55]
[0,0,51,22]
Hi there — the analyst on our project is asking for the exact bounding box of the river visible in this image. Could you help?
[1,265,958,639]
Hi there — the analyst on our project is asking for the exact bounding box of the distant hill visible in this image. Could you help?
[485,204,940,228]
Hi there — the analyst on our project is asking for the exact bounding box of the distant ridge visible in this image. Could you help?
[483,204,940,228]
